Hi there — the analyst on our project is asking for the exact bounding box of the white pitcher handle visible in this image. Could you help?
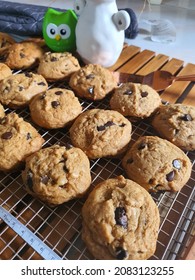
[74,0,86,16]
[112,10,131,31]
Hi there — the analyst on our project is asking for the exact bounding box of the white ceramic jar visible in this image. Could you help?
[74,0,130,67]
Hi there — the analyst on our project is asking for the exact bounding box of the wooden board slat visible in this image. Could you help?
[182,85,195,106]
[136,54,169,75]
[117,49,155,74]
[109,45,141,71]
[160,63,195,103]
[161,58,184,75]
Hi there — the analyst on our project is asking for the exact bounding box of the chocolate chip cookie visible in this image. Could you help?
[29,88,82,129]
[37,52,80,82]
[69,109,132,159]
[69,64,118,100]
[110,82,161,119]
[22,145,91,206]
[0,112,44,172]
[82,175,160,260]
[0,72,48,108]
[152,103,195,151]
[0,62,12,81]
[122,136,192,192]
[3,41,44,69]
[0,32,15,52]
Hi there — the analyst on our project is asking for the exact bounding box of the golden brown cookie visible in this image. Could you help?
[0,112,44,172]
[82,175,160,260]
[29,88,82,129]
[0,72,48,108]
[110,82,161,119]
[69,109,132,159]
[3,41,44,69]
[122,136,192,192]
[0,32,15,51]
[22,145,91,206]
[152,103,195,151]
[0,62,12,81]
[69,64,118,100]
[37,52,80,82]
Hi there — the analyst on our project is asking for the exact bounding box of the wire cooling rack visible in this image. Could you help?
[0,50,195,260]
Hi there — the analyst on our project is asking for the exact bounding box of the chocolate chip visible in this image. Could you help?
[41,175,49,184]
[25,72,33,78]
[26,133,32,140]
[88,86,94,95]
[166,170,175,182]
[172,159,181,170]
[97,121,115,131]
[127,158,133,164]
[119,123,126,127]
[149,178,154,184]
[141,91,148,97]
[138,142,146,150]
[124,89,133,95]
[1,131,13,139]
[37,82,46,86]
[51,101,60,108]
[27,170,33,191]
[115,247,128,260]
[86,74,95,79]
[181,114,192,121]
[51,56,58,62]
[115,207,128,229]
[18,86,24,91]
[55,90,63,95]
[20,52,25,58]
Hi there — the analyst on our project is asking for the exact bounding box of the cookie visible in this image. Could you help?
[37,52,80,82]
[3,41,44,69]
[122,136,192,192]
[0,32,15,51]
[69,64,118,100]
[0,103,5,118]
[110,82,161,119]
[0,112,44,172]
[22,144,91,206]
[0,72,48,108]
[82,175,160,260]
[69,109,132,159]
[152,103,195,151]
[0,62,12,81]
[29,88,82,129]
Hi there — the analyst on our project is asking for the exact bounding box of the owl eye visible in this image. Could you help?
[46,23,58,39]
[57,24,71,39]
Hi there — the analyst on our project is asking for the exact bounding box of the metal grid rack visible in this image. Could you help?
[0,48,195,260]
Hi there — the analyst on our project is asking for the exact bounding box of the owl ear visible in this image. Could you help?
[74,0,86,16]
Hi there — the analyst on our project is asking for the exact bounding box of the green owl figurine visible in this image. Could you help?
[43,8,78,52]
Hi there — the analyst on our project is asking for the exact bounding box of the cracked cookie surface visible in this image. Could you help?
[0,112,44,172]
[37,52,80,82]
[122,136,192,192]
[152,103,195,151]
[110,82,161,119]
[82,175,160,260]
[0,72,48,108]
[69,64,117,100]
[69,109,132,159]
[29,87,82,129]
[22,145,91,206]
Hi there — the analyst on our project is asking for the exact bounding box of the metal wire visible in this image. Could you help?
[0,68,194,260]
